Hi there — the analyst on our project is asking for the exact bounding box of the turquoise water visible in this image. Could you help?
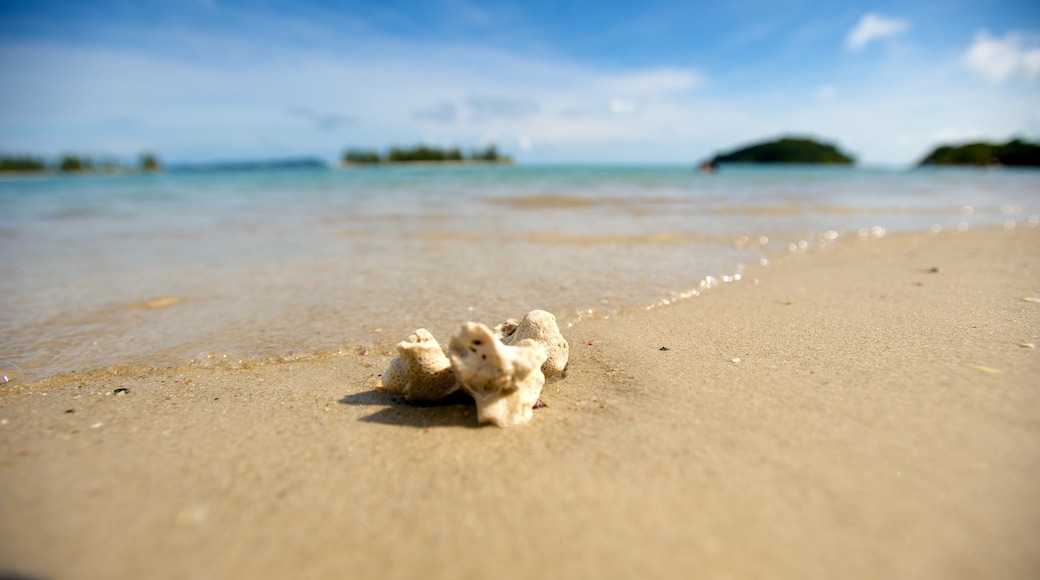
[2,164,1038,380]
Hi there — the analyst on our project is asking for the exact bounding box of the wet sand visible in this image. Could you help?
[2,226,1038,579]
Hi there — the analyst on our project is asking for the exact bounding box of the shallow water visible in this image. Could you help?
[2,164,1038,380]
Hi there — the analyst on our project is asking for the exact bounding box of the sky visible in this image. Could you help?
[0,0,1038,165]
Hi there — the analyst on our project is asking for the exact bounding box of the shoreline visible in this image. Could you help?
[2,225,1039,579]
[2,220,1017,387]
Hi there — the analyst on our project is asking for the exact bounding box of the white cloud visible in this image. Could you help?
[286,106,354,131]
[412,101,459,123]
[441,0,494,27]
[0,35,713,161]
[467,94,541,120]
[815,85,838,101]
[1,17,1037,166]
[963,30,1040,84]
[608,97,636,114]
[846,13,911,50]
[600,68,703,96]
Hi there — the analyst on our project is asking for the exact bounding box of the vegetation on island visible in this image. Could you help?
[388,144,464,163]
[918,138,1040,167]
[140,152,161,171]
[471,145,508,162]
[0,156,46,172]
[342,144,511,166]
[59,155,90,172]
[0,152,163,173]
[343,150,382,164]
[708,136,855,165]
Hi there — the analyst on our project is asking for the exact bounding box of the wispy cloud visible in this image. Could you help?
[467,94,541,121]
[599,68,703,96]
[286,107,355,131]
[609,98,637,114]
[1,4,1038,166]
[963,30,1040,84]
[441,0,495,28]
[815,85,838,101]
[412,101,459,123]
[846,13,910,50]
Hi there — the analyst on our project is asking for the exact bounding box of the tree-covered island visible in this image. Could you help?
[0,152,162,173]
[0,156,47,172]
[705,136,855,166]
[342,144,511,166]
[917,138,1040,167]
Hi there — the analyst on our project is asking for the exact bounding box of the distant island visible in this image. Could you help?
[171,157,326,172]
[704,136,855,168]
[1,144,515,174]
[918,138,1040,167]
[0,153,162,174]
[342,144,511,166]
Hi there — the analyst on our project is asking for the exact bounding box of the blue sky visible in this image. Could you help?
[1,0,1038,165]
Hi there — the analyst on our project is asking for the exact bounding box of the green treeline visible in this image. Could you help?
[710,137,855,164]
[389,145,464,162]
[140,153,161,171]
[342,144,510,165]
[0,152,162,173]
[918,138,1040,166]
[0,156,47,172]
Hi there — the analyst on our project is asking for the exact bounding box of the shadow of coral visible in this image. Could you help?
[339,389,479,428]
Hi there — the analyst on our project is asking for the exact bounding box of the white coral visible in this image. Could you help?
[494,309,569,379]
[380,328,458,402]
[379,310,567,427]
[448,322,548,427]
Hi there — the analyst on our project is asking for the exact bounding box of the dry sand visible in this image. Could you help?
[2,226,1039,580]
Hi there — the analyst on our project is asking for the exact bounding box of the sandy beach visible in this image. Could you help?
[2,225,1038,579]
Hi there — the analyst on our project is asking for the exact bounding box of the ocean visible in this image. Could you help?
[2,164,1038,382]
